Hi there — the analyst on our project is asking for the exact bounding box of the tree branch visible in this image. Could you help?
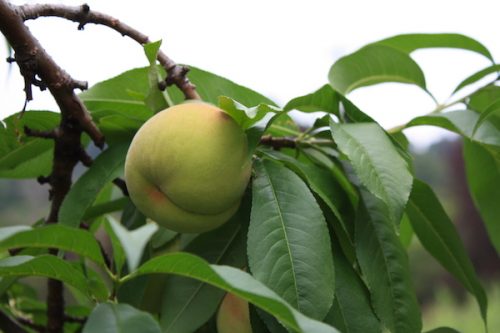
[259,135,297,149]
[19,3,200,100]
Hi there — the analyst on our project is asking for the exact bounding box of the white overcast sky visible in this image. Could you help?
[1,0,499,149]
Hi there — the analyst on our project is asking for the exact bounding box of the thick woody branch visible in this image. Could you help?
[0,1,104,148]
[19,3,200,100]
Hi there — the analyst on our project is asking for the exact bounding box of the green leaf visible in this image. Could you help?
[264,113,301,137]
[98,114,144,146]
[79,68,154,121]
[453,64,500,94]
[330,121,413,224]
[248,159,334,320]
[168,66,276,106]
[83,302,161,333]
[284,84,340,117]
[473,99,500,135]
[463,141,500,254]
[406,110,500,147]
[340,95,376,123]
[469,85,500,111]
[0,111,59,179]
[218,96,280,130]
[375,33,494,61]
[406,179,487,322]
[0,225,104,265]
[0,255,91,298]
[160,197,249,333]
[325,242,381,333]
[59,143,128,228]
[355,189,422,333]
[107,217,158,272]
[399,214,414,248]
[261,149,353,242]
[300,147,359,209]
[144,40,171,112]
[328,44,427,95]
[126,253,339,333]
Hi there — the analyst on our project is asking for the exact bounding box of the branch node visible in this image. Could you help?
[77,4,90,30]
[79,147,93,167]
[37,175,51,185]
[72,79,88,91]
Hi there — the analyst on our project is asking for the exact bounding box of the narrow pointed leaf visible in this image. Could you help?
[473,99,500,135]
[331,121,412,224]
[83,303,161,333]
[325,242,381,333]
[328,44,427,95]
[248,159,335,320]
[406,110,500,147]
[406,179,488,321]
[0,225,104,265]
[127,253,339,333]
[375,33,494,61]
[59,143,128,228]
[160,197,249,333]
[284,84,340,116]
[453,64,500,94]
[355,189,422,333]
[463,141,500,254]
[0,256,91,298]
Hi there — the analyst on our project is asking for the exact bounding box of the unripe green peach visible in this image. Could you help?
[217,293,253,333]
[124,101,251,233]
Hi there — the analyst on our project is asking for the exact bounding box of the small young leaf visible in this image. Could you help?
[83,302,161,333]
[144,40,171,112]
[218,96,280,130]
[355,189,422,333]
[406,179,488,323]
[126,252,339,333]
[107,217,158,272]
[59,143,128,228]
[248,159,334,320]
[0,225,104,265]
[331,121,413,224]
[328,44,427,95]
[463,141,500,254]
[375,33,494,61]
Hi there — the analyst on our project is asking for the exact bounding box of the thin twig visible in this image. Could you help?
[19,3,200,100]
